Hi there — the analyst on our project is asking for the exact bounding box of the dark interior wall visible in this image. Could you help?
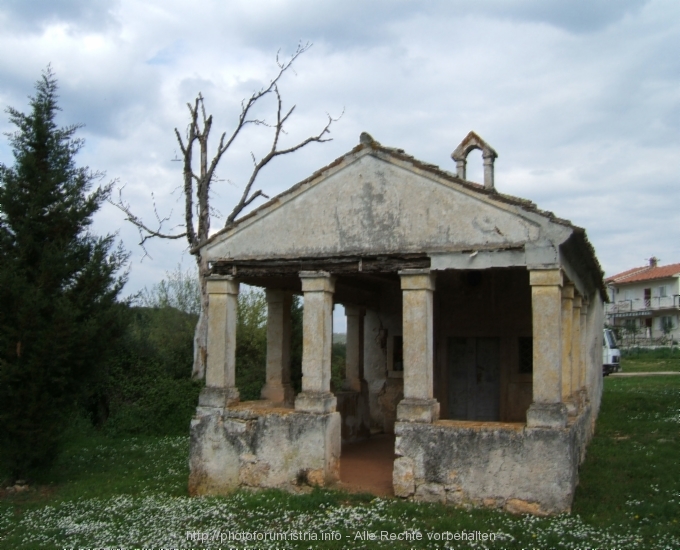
[434,268,533,422]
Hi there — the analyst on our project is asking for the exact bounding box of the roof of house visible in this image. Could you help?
[606,263,680,285]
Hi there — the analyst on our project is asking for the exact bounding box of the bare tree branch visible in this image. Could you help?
[225,86,339,226]
[110,42,339,378]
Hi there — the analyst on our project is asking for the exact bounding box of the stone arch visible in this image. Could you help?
[451,131,498,190]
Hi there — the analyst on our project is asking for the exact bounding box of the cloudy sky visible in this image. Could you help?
[1,0,678,317]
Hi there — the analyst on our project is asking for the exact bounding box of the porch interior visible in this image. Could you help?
[225,263,536,496]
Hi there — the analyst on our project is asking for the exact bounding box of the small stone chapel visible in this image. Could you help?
[189,131,606,515]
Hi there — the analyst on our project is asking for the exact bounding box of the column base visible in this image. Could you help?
[198,386,240,408]
[578,388,589,408]
[526,402,568,428]
[260,383,295,405]
[397,398,440,423]
[564,398,578,416]
[295,391,337,413]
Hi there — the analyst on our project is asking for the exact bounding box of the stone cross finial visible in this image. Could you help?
[360,132,375,145]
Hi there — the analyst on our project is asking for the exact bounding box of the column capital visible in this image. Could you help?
[561,283,575,300]
[300,271,336,293]
[265,288,292,303]
[573,295,583,309]
[529,268,563,287]
[399,269,436,291]
[206,276,239,295]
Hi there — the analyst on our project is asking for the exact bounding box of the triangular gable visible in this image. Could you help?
[203,150,552,262]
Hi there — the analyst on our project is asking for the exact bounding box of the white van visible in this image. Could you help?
[602,328,621,376]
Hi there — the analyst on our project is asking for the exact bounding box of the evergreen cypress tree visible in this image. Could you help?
[0,68,128,479]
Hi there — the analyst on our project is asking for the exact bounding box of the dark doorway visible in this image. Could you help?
[447,337,501,421]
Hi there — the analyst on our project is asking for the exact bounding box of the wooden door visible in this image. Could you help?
[447,337,501,421]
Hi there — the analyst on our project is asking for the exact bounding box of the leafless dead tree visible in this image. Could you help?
[111,43,339,378]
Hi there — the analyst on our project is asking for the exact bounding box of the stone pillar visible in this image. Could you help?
[295,272,337,413]
[199,276,240,408]
[483,152,495,190]
[571,295,582,408]
[343,306,364,392]
[455,159,466,180]
[561,284,575,413]
[526,269,567,428]
[261,289,294,405]
[579,300,589,403]
[396,269,439,423]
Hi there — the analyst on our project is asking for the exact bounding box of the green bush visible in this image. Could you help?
[100,306,202,436]
[235,289,268,400]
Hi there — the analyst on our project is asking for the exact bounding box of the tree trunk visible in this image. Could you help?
[191,254,210,379]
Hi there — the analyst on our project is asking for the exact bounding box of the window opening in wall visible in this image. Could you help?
[518,337,533,374]
[392,335,403,372]
[660,316,675,332]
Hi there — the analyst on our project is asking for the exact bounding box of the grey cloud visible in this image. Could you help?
[1,0,120,33]
[493,0,650,33]
[210,0,651,54]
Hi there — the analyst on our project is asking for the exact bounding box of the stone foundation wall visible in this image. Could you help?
[393,405,592,515]
[189,404,340,496]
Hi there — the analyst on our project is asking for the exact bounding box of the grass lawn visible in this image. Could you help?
[620,347,680,373]
[1,377,679,549]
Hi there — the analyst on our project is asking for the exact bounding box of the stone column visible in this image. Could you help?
[483,152,495,190]
[526,269,567,428]
[199,276,240,408]
[396,269,439,423]
[261,289,294,405]
[571,295,582,409]
[579,300,589,403]
[455,158,466,180]
[343,306,364,392]
[295,272,337,413]
[561,284,575,413]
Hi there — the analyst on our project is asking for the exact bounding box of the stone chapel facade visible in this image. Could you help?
[188,132,606,515]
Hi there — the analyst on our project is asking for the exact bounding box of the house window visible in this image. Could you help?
[658,286,667,298]
[660,316,675,332]
[518,337,533,374]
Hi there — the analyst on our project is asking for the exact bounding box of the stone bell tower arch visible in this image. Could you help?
[451,131,498,191]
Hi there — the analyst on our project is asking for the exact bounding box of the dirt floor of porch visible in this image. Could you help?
[339,434,396,497]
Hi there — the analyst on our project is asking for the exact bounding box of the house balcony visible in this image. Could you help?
[606,296,680,318]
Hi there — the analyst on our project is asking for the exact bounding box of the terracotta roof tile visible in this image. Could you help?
[606,263,680,285]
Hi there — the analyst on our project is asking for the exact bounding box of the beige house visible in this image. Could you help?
[189,132,606,515]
